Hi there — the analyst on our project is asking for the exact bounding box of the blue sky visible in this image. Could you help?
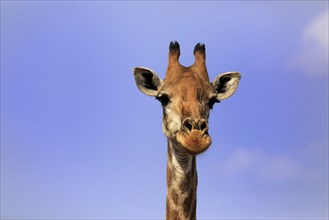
[1,1,328,219]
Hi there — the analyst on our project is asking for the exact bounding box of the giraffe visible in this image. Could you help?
[133,41,241,219]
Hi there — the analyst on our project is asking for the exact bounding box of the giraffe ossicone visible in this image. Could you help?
[133,41,241,219]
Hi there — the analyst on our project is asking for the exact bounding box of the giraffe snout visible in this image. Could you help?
[177,118,211,154]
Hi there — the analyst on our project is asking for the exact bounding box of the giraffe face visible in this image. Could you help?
[158,71,215,154]
[133,42,241,155]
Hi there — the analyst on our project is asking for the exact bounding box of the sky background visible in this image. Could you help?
[1,1,328,219]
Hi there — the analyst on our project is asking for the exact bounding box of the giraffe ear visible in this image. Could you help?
[212,72,241,100]
[133,67,163,96]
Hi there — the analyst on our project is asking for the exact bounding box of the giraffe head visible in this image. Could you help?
[133,41,241,155]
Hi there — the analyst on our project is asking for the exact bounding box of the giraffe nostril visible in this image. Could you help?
[199,120,208,132]
[183,119,193,132]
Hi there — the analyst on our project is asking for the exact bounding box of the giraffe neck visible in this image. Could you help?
[166,140,197,220]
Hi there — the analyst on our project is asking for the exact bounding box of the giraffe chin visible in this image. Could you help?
[176,130,212,155]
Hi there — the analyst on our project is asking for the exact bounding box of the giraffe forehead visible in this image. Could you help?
[162,74,213,99]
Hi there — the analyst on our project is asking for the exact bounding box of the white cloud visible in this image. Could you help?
[217,148,303,183]
[303,10,328,49]
[217,148,257,175]
[258,155,302,182]
[288,10,328,76]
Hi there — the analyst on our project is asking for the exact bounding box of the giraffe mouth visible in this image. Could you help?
[176,130,211,155]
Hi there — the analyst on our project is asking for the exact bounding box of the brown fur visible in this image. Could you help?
[163,43,212,219]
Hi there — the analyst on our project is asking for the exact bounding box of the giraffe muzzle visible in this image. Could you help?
[176,118,211,154]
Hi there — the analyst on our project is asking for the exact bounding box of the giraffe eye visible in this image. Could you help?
[208,96,220,109]
[156,93,170,107]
